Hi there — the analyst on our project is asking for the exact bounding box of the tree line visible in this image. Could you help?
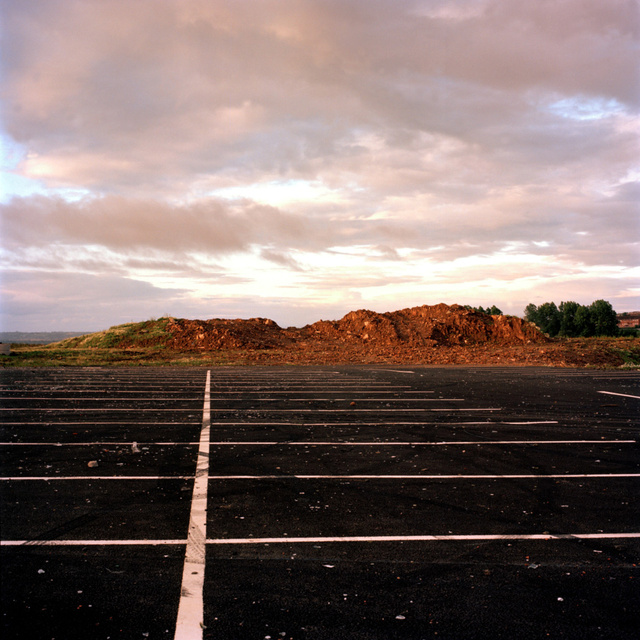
[464,305,503,315]
[524,300,620,337]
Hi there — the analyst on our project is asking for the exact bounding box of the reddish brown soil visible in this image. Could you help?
[158,304,639,367]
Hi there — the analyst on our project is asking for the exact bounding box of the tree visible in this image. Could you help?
[574,305,594,337]
[590,299,618,336]
[535,302,561,336]
[524,303,539,325]
[559,301,580,337]
[465,305,503,315]
[525,299,619,337]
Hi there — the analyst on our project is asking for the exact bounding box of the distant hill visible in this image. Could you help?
[0,331,89,345]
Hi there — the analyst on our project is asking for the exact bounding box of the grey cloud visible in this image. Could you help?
[1,195,323,253]
[259,248,305,271]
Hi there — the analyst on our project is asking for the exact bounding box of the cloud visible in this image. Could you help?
[1,195,321,253]
[1,0,638,329]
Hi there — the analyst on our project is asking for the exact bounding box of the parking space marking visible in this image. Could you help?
[3,533,638,547]
[205,440,634,446]
[5,473,639,481]
[220,398,465,402]
[0,421,200,424]
[221,408,501,413]
[0,442,199,446]
[598,391,640,399]
[207,473,640,479]
[0,408,206,412]
[1,540,187,546]
[175,370,210,640]
[5,439,627,446]
[1,476,191,480]
[207,421,556,426]
[206,533,640,544]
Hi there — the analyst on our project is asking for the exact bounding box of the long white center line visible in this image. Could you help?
[174,370,210,640]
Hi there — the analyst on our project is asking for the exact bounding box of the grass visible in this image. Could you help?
[0,344,265,367]
[59,318,173,349]
[611,343,640,367]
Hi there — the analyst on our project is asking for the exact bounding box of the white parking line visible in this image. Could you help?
[207,473,640,480]
[224,408,501,413]
[206,440,634,446]
[0,442,199,446]
[3,439,631,446]
[175,370,210,640]
[4,471,638,482]
[3,533,639,546]
[207,421,555,426]
[0,539,188,546]
[0,408,204,412]
[377,369,415,374]
[0,422,200,426]
[598,391,640,399]
[0,476,191,481]
[206,533,640,544]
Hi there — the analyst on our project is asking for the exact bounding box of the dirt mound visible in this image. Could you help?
[60,303,547,356]
[33,305,640,367]
[163,317,292,351]
[303,304,544,347]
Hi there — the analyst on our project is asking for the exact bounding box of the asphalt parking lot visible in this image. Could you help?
[1,366,639,640]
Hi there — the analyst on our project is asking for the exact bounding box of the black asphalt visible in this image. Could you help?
[1,366,639,639]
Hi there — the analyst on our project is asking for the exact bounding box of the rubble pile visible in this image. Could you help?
[304,304,544,347]
[164,317,291,351]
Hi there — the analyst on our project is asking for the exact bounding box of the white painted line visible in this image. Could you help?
[6,471,638,481]
[204,440,634,446]
[241,398,465,402]
[204,533,640,544]
[377,369,415,374]
[0,420,553,427]
[502,421,559,425]
[0,397,203,401]
[223,408,501,413]
[4,533,638,547]
[1,539,187,546]
[209,390,411,394]
[0,442,198,446]
[0,422,200,426]
[175,370,211,640]
[207,473,640,480]
[4,439,632,447]
[0,408,204,412]
[598,391,640,400]
[0,476,191,481]
[207,421,554,426]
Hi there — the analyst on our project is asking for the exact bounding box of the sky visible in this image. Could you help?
[1,0,639,332]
